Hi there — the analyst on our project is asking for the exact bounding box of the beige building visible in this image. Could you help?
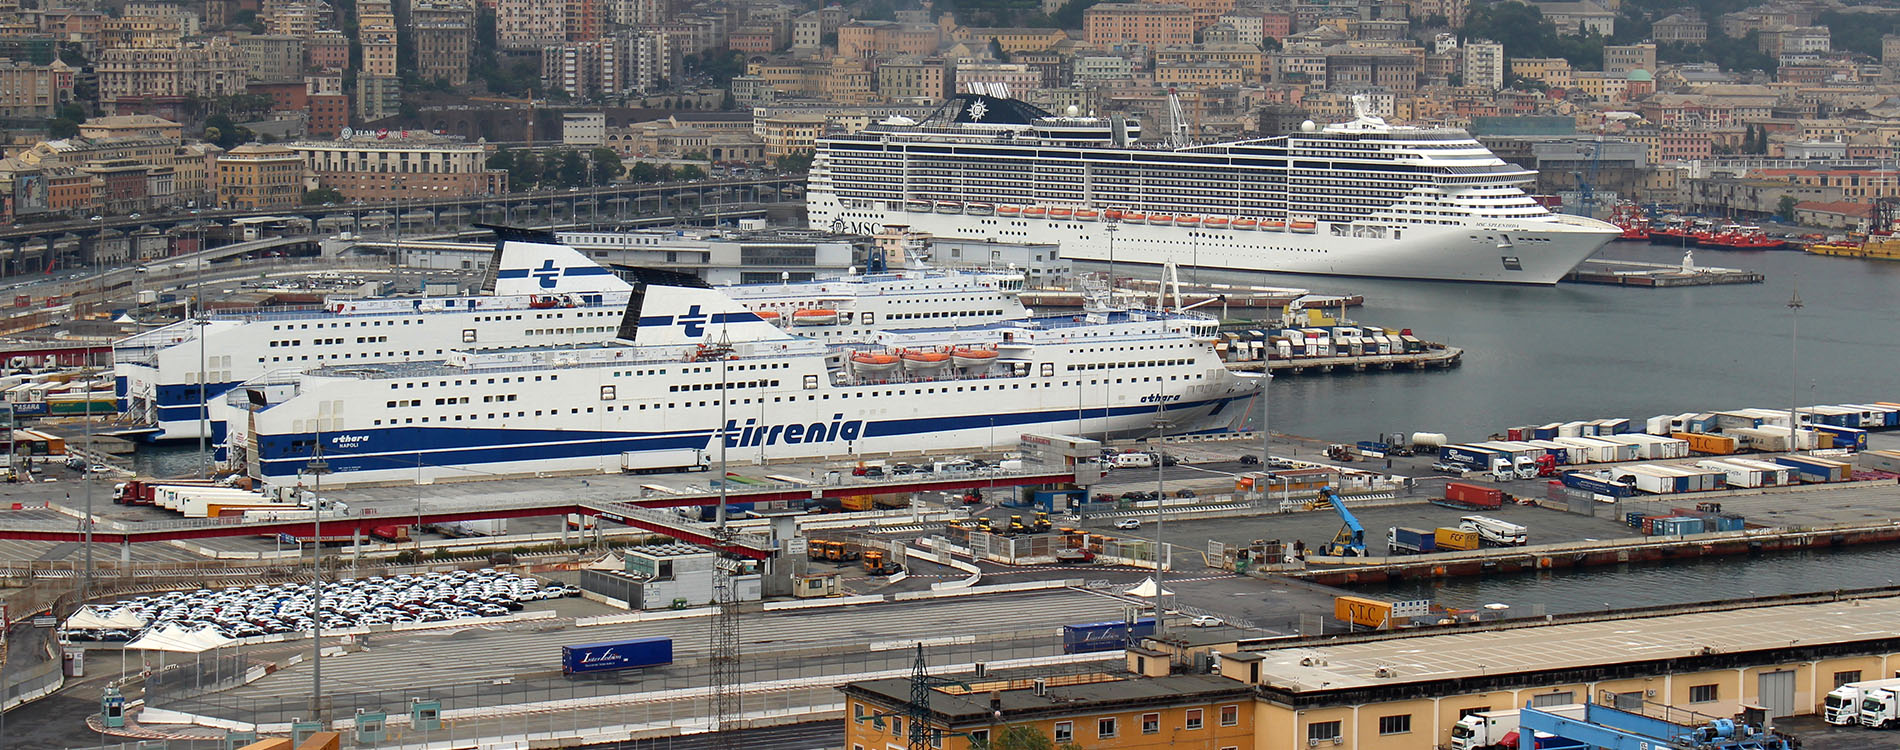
[1461,39,1505,91]
[876,58,948,102]
[754,112,826,158]
[78,114,182,141]
[234,34,305,82]
[358,0,397,78]
[100,16,188,49]
[413,0,475,87]
[262,0,323,38]
[1510,56,1572,89]
[215,143,303,210]
[498,0,567,50]
[96,39,247,109]
[1603,43,1655,75]
[290,137,505,201]
[0,58,72,119]
[1085,3,1193,47]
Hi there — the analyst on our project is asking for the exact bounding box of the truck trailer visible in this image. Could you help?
[1448,704,1588,750]
[561,637,674,675]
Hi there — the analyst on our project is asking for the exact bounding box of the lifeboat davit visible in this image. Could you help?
[1022,206,1048,219]
[850,352,900,373]
[1074,208,1099,221]
[998,205,1021,217]
[791,309,840,326]
[901,350,951,370]
[1203,217,1229,229]
[1049,207,1073,219]
[1232,218,1258,230]
[951,347,998,368]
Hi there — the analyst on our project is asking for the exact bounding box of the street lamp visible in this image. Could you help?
[1104,223,1119,297]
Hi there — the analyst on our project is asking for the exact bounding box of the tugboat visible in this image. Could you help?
[1608,203,1650,241]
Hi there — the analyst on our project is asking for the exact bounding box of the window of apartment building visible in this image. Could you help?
[1054,722,1072,743]
[1185,709,1203,730]
[853,703,865,723]
[1220,705,1239,726]
[1097,717,1116,738]
[1836,671,1864,688]
[967,729,988,748]
[1531,692,1576,707]
[1308,720,1343,743]
[1142,713,1160,734]
[1379,714,1412,735]
[1690,684,1719,703]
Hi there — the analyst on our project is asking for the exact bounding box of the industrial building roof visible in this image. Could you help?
[1253,594,1900,693]
[842,673,1251,725]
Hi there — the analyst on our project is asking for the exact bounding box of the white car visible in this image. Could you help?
[1113,519,1142,530]
[1188,615,1223,628]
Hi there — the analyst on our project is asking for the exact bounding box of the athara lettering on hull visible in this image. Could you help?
[723,413,864,448]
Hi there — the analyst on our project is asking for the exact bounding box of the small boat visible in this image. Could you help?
[1122,211,1146,223]
[1203,217,1229,229]
[966,203,994,216]
[1232,218,1257,230]
[905,200,931,212]
[1263,219,1286,231]
[950,347,998,368]
[1149,215,1174,225]
[850,352,900,373]
[1104,209,1124,221]
[935,201,963,214]
[1290,219,1317,233]
[791,309,839,326]
[1074,208,1099,221]
[1176,216,1201,227]
[901,350,951,370]
[1022,207,1047,218]
[998,205,1021,217]
[1049,207,1073,219]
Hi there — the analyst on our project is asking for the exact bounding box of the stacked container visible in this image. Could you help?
[1774,454,1852,483]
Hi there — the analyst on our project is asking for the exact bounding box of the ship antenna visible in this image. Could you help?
[1166,88,1190,148]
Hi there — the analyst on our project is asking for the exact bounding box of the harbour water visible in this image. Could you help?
[1359,545,1900,615]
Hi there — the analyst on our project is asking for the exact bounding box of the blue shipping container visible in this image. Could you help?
[1809,424,1869,451]
[1534,424,1561,440]
[1772,455,1849,482]
[562,637,674,674]
[1439,445,1502,469]
[1561,472,1635,498]
[1062,618,1157,654]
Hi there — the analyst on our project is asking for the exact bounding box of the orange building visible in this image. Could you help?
[215,144,303,210]
[841,666,1254,750]
[1085,3,1193,47]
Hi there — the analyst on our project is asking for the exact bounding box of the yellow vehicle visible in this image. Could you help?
[1007,515,1028,534]
[863,549,901,576]
[1031,512,1052,533]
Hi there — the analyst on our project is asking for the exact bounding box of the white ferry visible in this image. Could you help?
[114,230,1030,441]
[808,89,1620,284]
[216,243,1254,487]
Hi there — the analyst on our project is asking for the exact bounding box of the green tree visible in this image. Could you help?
[774,152,814,173]
[511,151,544,190]
[47,117,78,138]
[556,149,587,187]
[988,724,1082,750]
[303,186,345,205]
[589,147,622,184]
[1050,0,1102,29]
[677,164,706,180]
[628,161,660,182]
[1776,195,1799,222]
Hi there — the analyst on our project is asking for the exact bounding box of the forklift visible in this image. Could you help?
[863,549,902,576]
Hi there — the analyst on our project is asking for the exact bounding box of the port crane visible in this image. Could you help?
[1313,486,1366,557]
[1518,702,1792,750]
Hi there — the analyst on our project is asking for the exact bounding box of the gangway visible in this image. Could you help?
[1518,702,1793,750]
[580,500,777,559]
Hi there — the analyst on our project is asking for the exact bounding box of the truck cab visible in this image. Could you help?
[1861,687,1900,728]
[1488,458,1515,483]
[1828,678,1900,725]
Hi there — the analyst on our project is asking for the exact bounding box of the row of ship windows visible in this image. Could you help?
[262,350,443,362]
[386,376,557,389]
[361,374,1211,425]
[269,337,390,347]
[1068,358,1192,371]
[887,309,1006,320]
[272,319,425,330]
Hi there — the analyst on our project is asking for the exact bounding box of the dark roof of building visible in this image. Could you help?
[840,673,1252,726]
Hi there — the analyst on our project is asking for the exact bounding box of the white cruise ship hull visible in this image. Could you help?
[813,201,1616,285]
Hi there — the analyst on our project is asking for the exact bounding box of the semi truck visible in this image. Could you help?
[561,637,674,675]
[435,519,509,538]
[1061,618,1157,654]
[1861,685,1900,728]
[620,448,710,474]
[1448,704,1588,750]
[1826,678,1900,725]
[1386,526,1437,555]
[1458,515,1528,547]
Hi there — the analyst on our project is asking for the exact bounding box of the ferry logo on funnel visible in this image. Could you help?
[676,305,709,337]
[531,260,563,289]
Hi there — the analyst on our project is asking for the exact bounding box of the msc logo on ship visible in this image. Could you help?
[1141,394,1182,404]
[724,414,864,448]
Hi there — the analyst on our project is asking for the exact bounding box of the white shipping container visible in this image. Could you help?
[1619,465,1685,494]
[1646,415,1675,435]
[1726,426,1820,452]
[1558,421,1588,438]
[1696,459,1770,488]
[1525,439,1576,464]
[1723,457,1795,486]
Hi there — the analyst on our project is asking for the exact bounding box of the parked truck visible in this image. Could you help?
[561,637,674,675]
[1386,527,1436,555]
[435,519,509,538]
[368,525,411,543]
[1458,515,1527,547]
[620,448,710,474]
[1826,678,1900,725]
[1448,704,1588,750]
[1862,685,1900,728]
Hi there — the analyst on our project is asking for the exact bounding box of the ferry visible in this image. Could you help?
[809,88,1619,284]
[116,231,1031,441]
[215,243,1256,487]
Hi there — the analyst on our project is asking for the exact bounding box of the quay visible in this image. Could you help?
[1223,345,1462,374]
[1564,257,1765,287]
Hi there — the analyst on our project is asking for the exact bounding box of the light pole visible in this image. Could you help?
[1104,223,1119,295]
[1258,371,1271,468]
[392,177,406,266]
[1787,280,1802,450]
[1152,395,1168,633]
[303,438,330,724]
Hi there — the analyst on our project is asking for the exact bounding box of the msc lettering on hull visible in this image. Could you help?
[723,413,864,448]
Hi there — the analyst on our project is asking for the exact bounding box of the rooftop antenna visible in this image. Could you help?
[1166,88,1190,148]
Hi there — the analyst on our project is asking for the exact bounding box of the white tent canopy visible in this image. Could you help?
[1123,578,1174,598]
[64,606,148,631]
[125,623,235,653]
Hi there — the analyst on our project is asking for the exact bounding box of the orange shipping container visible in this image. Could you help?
[1672,432,1738,455]
[1435,527,1479,551]
[1334,595,1396,628]
[841,495,873,511]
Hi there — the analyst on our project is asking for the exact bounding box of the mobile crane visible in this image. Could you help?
[1314,486,1366,557]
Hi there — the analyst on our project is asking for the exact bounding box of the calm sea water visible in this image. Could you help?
[1142,242,1900,442]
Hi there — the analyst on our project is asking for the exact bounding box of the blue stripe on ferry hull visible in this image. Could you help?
[253,395,1250,479]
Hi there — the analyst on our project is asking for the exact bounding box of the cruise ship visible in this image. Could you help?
[216,245,1253,487]
[115,231,1032,441]
[807,90,1620,284]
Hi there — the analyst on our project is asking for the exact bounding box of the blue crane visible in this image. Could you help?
[1315,486,1365,557]
[1573,137,1605,218]
[1519,702,1793,750]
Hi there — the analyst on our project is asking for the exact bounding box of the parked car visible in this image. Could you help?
[1113,519,1142,530]
[1188,615,1224,628]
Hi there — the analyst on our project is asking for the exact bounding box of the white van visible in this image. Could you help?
[1112,453,1155,469]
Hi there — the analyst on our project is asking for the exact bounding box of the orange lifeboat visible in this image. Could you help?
[1176,216,1202,227]
[1104,209,1124,221]
[754,310,782,322]
[901,350,952,371]
[1263,219,1287,231]
[1049,207,1073,219]
[1203,217,1229,229]
[791,309,840,326]
[850,351,900,373]
[1149,214,1174,225]
[1232,218,1257,230]
[998,205,1022,217]
[1074,208,1099,221]
[1290,219,1318,233]
[951,347,998,368]
[1123,211,1147,223]
[1022,206,1048,218]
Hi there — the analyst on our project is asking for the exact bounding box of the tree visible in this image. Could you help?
[677,164,706,180]
[556,149,587,187]
[304,186,345,205]
[1776,195,1799,222]
[47,117,78,138]
[774,152,814,173]
[628,161,660,183]
[988,724,1082,750]
[511,151,544,190]
[589,147,622,185]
